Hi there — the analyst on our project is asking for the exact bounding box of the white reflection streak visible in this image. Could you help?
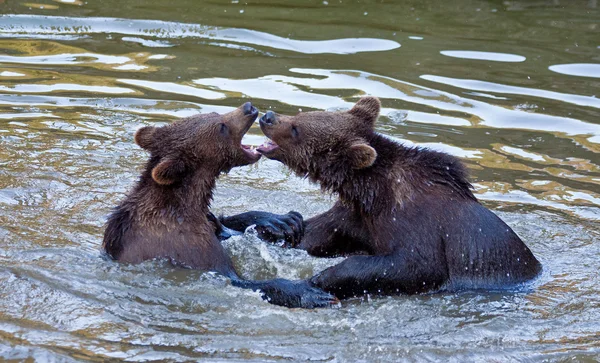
[440,50,526,62]
[500,146,546,162]
[117,79,225,100]
[476,186,600,220]
[0,15,400,54]
[549,63,600,79]
[0,112,58,119]
[194,68,600,143]
[0,53,130,65]
[421,75,600,109]
[0,94,230,118]
[0,84,134,94]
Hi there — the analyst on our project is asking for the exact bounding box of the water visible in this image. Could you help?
[0,0,599,361]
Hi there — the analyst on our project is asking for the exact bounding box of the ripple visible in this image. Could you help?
[0,71,25,77]
[117,79,226,100]
[420,75,600,109]
[548,63,600,79]
[121,37,175,48]
[0,52,130,65]
[1,4,600,361]
[194,68,600,145]
[0,83,134,95]
[0,94,233,118]
[0,15,400,55]
[440,51,526,62]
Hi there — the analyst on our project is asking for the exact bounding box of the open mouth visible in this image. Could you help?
[256,140,279,154]
[248,105,258,117]
[241,143,261,161]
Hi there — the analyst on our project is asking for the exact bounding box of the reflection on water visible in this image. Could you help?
[0,14,400,54]
[440,50,527,62]
[0,0,599,361]
[549,63,600,78]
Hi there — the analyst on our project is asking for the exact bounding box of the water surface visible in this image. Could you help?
[0,0,599,361]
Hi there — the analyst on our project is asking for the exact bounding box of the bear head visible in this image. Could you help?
[257,97,380,177]
[135,102,261,186]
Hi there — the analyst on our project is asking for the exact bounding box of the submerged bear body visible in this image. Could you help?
[258,97,542,299]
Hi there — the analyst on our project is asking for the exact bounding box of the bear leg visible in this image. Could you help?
[309,254,449,299]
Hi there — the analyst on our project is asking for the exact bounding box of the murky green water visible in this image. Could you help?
[0,0,599,361]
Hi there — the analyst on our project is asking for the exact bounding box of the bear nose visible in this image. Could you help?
[242,102,256,116]
[261,111,277,125]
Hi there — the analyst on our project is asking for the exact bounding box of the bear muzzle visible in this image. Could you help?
[242,101,259,118]
[260,111,278,126]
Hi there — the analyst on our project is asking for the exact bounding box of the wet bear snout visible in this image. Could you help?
[242,102,257,116]
[260,111,277,125]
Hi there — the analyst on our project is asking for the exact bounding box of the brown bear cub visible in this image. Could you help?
[102,102,336,308]
[257,97,542,299]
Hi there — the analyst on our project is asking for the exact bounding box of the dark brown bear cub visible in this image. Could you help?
[257,97,542,299]
[103,102,336,308]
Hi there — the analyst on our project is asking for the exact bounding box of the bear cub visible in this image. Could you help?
[257,97,542,299]
[102,102,336,308]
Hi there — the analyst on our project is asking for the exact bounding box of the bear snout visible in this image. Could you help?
[242,102,258,117]
[260,111,277,126]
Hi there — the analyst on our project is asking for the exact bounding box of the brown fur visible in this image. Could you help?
[102,104,261,275]
[258,97,542,299]
[101,104,338,309]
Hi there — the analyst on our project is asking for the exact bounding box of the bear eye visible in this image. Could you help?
[291,125,299,138]
[220,123,228,135]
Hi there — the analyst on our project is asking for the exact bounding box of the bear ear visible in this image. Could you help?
[348,96,381,127]
[134,126,157,150]
[348,141,377,169]
[151,158,186,185]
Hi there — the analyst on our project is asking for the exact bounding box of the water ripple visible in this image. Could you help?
[420,75,600,109]
[0,15,400,54]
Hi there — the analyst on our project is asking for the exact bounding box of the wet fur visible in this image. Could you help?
[102,105,337,308]
[259,97,542,299]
